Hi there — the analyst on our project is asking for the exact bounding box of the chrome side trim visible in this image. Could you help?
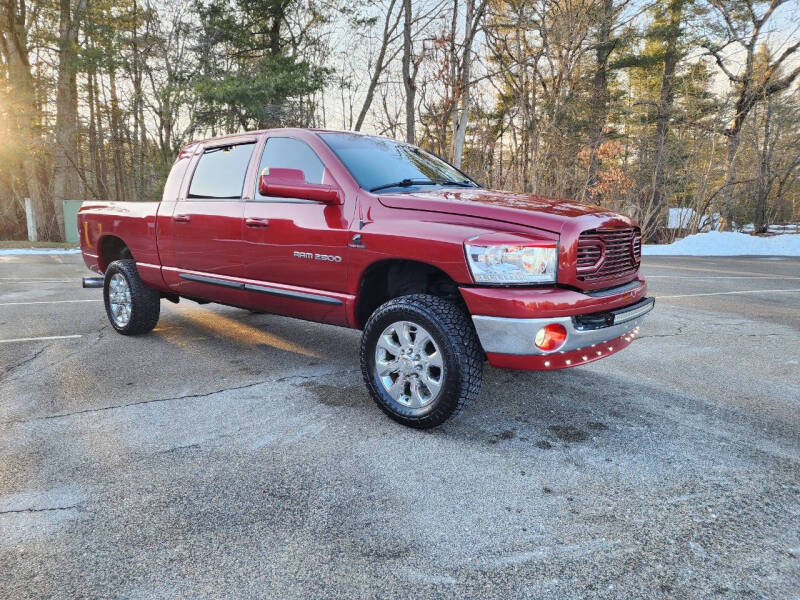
[179,273,243,289]
[178,273,344,306]
[244,283,342,305]
[174,270,346,305]
[135,261,162,272]
[472,298,654,355]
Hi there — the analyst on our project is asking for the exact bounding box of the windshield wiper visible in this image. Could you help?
[370,178,438,192]
[436,179,476,188]
[369,178,478,193]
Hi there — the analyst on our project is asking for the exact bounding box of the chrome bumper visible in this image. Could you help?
[472,297,655,355]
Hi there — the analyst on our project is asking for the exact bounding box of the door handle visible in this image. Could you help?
[246,218,270,228]
[173,214,191,223]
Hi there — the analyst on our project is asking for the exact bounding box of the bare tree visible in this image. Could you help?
[746,86,800,230]
[640,0,687,240]
[53,0,88,239]
[0,0,50,238]
[145,0,197,176]
[484,0,547,192]
[702,0,800,221]
[584,0,617,200]
[354,0,403,131]
[451,0,488,168]
[402,0,416,142]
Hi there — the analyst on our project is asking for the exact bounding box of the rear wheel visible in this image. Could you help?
[103,259,160,335]
[361,294,482,428]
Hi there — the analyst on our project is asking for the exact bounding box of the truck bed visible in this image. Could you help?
[78,201,161,277]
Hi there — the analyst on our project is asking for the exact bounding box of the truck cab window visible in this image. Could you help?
[188,143,255,199]
[255,137,326,200]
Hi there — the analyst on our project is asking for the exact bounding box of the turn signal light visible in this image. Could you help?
[534,323,567,351]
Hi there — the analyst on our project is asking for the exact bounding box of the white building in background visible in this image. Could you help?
[668,207,721,231]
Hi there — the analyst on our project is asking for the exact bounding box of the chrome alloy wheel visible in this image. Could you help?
[374,320,445,408]
[108,272,132,327]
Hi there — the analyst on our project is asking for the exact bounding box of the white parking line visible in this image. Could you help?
[0,277,75,280]
[0,334,82,344]
[0,299,102,307]
[657,289,800,299]
[0,280,75,283]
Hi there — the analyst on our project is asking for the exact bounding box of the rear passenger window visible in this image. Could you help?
[255,138,326,200]
[161,153,191,202]
[188,143,255,199]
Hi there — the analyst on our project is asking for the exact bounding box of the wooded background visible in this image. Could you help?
[1,0,799,241]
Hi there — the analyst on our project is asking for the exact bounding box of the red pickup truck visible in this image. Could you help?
[79,128,653,428]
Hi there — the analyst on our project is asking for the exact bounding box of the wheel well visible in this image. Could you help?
[355,260,464,328]
[98,236,133,271]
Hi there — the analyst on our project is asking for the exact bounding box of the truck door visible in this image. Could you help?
[164,140,256,297]
[242,134,354,325]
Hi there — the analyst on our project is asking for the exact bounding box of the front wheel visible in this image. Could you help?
[103,259,160,335]
[360,294,483,428]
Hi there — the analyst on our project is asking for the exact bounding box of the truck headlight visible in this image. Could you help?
[465,237,558,284]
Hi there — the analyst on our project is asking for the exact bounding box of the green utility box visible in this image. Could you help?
[63,200,83,244]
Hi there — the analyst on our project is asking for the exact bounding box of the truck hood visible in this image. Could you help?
[377,188,633,235]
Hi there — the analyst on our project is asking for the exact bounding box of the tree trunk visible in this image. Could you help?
[644,0,682,241]
[268,3,282,56]
[720,131,742,226]
[452,0,486,169]
[2,4,51,239]
[87,62,109,200]
[447,0,459,151]
[354,0,400,131]
[130,0,145,201]
[719,86,757,224]
[107,67,129,202]
[53,0,87,241]
[402,0,415,144]
[584,0,614,201]
[705,1,800,222]
[754,100,772,233]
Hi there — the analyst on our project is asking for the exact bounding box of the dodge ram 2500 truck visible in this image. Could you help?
[78,128,654,428]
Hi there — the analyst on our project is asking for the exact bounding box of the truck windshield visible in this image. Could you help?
[319,132,478,193]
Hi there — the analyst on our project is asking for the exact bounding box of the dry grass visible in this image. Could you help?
[0,240,78,249]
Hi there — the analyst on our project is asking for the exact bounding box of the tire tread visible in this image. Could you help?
[104,259,160,335]
[360,293,482,428]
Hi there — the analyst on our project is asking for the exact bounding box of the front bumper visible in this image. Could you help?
[472,297,654,370]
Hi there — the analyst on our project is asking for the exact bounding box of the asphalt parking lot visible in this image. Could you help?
[1,253,798,599]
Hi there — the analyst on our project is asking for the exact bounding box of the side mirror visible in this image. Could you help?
[258,168,342,205]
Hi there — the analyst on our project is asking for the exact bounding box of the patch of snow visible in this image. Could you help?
[643,231,800,256]
[740,223,800,234]
[0,248,81,256]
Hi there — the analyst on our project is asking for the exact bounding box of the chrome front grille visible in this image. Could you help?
[576,227,641,283]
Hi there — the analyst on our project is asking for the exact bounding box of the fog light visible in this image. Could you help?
[534,323,567,351]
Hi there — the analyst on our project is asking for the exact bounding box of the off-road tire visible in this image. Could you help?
[103,259,160,335]
[361,294,483,428]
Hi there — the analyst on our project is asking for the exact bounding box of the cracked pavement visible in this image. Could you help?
[1,254,799,599]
